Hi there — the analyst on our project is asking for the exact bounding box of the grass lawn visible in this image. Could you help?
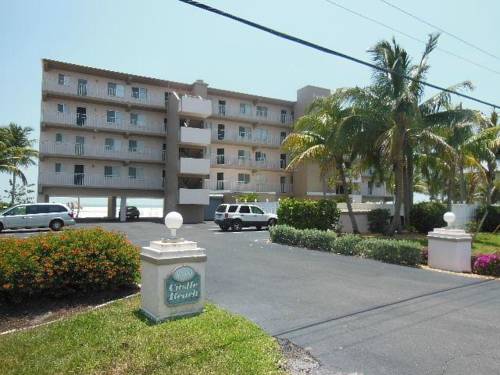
[363,232,499,255]
[0,297,284,375]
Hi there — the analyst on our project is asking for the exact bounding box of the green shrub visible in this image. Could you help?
[331,234,363,255]
[410,202,447,233]
[367,208,391,234]
[475,205,500,232]
[0,228,140,300]
[269,225,336,251]
[277,198,340,230]
[355,239,421,266]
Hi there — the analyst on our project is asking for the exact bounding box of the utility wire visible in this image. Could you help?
[178,0,499,109]
[379,0,500,62]
[321,0,500,76]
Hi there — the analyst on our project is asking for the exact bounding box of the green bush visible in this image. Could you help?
[331,234,363,255]
[410,202,447,233]
[277,198,340,230]
[475,205,500,232]
[355,239,422,266]
[367,208,391,234]
[0,228,140,300]
[269,225,336,251]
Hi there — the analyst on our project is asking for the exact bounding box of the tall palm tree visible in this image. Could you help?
[0,123,38,205]
[282,89,365,233]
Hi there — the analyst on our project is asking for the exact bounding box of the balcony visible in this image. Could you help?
[42,80,165,109]
[211,156,286,171]
[41,111,165,136]
[180,126,211,146]
[178,94,212,118]
[212,104,294,126]
[40,141,165,163]
[178,188,210,205]
[207,180,292,194]
[179,157,210,175]
[211,128,284,148]
[39,172,163,190]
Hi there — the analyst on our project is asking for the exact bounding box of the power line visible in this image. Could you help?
[320,0,500,76]
[379,0,500,62]
[177,0,499,109]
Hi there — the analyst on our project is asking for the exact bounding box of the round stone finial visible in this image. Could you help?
[443,212,455,226]
[165,212,183,238]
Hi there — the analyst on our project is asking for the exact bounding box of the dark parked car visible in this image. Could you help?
[119,206,140,220]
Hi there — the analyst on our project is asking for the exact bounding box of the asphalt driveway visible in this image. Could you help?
[6,221,500,374]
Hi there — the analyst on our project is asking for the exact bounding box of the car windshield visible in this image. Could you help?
[216,205,227,213]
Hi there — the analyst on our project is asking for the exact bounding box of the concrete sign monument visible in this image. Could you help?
[428,211,472,272]
[140,212,206,322]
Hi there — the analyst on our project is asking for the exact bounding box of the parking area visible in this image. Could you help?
[2,221,500,375]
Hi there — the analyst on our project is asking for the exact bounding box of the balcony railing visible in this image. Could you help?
[39,172,163,190]
[42,111,165,134]
[177,94,212,118]
[40,141,165,162]
[211,156,286,170]
[207,180,292,193]
[211,128,284,147]
[212,104,293,125]
[42,80,165,107]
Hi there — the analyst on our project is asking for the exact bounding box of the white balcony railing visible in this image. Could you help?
[178,94,212,118]
[211,156,286,170]
[206,180,292,193]
[40,141,165,162]
[39,172,163,190]
[42,80,165,107]
[179,157,211,175]
[42,111,165,134]
[211,128,285,147]
[212,104,293,125]
[180,126,211,145]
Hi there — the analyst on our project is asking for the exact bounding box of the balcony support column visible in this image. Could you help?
[107,196,117,219]
[119,196,127,222]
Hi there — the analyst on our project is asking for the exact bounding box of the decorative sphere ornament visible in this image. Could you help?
[443,212,456,227]
[165,211,183,238]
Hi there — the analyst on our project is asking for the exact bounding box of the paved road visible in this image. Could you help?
[4,221,500,374]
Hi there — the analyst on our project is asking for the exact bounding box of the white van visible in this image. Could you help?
[0,203,76,232]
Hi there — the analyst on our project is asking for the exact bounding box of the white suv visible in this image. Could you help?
[214,204,278,231]
[0,203,76,232]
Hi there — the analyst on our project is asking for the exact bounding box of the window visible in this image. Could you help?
[238,150,247,160]
[76,107,86,126]
[106,110,121,123]
[216,148,225,164]
[77,79,87,96]
[280,176,287,193]
[57,103,67,113]
[368,181,374,195]
[255,151,266,161]
[239,126,248,138]
[238,173,250,184]
[105,138,115,151]
[48,205,67,213]
[164,118,168,132]
[280,109,288,124]
[216,172,224,190]
[58,74,70,86]
[217,124,225,140]
[107,82,124,97]
[128,140,138,152]
[255,128,269,142]
[104,166,114,178]
[130,113,138,126]
[4,206,26,216]
[55,162,62,173]
[128,167,144,179]
[256,106,268,118]
[131,87,147,100]
[239,205,250,213]
[280,154,287,169]
[280,131,287,143]
[228,205,238,213]
[216,205,227,213]
[55,133,63,143]
[240,103,251,115]
[251,206,264,214]
[218,100,226,115]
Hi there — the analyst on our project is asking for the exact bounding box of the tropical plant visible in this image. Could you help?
[0,123,38,205]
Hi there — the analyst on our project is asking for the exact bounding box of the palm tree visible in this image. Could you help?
[282,89,365,233]
[0,123,38,205]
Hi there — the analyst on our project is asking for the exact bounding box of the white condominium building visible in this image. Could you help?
[38,59,390,222]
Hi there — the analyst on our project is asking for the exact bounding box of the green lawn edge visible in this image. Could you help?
[0,296,285,375]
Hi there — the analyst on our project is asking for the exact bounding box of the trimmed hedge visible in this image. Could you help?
[277,198,340,230]
[367,208,391,234]
[410,202,447,233]
[475,205,500,232]
[270,225,421,266]
[0,228,139,300]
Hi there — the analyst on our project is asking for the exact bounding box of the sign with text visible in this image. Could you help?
[165,266,201,306]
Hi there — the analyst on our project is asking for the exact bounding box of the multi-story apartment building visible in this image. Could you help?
[38,59,391,222]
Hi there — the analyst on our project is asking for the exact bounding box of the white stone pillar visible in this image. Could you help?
[119,196,127,222]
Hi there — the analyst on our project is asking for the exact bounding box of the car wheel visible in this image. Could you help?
[267,218,277,228]
[231,220,243,232]
[0,223,3,232]
[256,225,262,231]
[49,220,64,231]
[220,224,229,232]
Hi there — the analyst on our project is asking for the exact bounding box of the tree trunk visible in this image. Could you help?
[390,160,403,234]
[339,164,359,234]
[322,176,327,197]
[459,162,466,203]
[10,172,16,206]
[403,143,413,228]
[446,168,455,211]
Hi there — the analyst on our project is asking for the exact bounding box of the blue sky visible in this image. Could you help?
[1,0,499,202]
